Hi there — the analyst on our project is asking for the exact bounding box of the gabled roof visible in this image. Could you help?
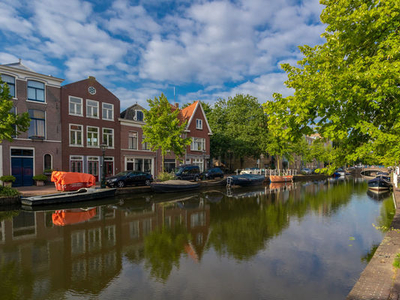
[120,103,146,120]
[180,101,212,135]
[2,60,34,72]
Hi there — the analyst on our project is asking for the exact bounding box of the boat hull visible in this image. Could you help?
[367,178,391,191]
[228,174,265,186]
[151,180,200,193]
[269,175,293,183]
[21,188,116,206]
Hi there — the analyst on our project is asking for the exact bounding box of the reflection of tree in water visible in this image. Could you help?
[361,244,379,264]
[144,225,191,282]
[376,197,395,231]
[0,261,34,300]
[0,210,19,222]
[208,181,362,261]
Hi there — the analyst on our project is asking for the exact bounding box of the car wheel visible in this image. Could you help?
[117,181,125,188]
[194,176,199,182]
[145,179,151,186]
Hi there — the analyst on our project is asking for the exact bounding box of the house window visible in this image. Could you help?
[28,109,45,139]
[196,119,203,130]
[1,74,15,98]
[87,126,99,147]
[70,156,83,173]
[69,96,83,116]
[70,124,83,146]
[142,135,149,150]
[44,154,52,170]
[27,80,45,102]
[128,132,138,150]
[102,103,113,120]
[86,100,99,118]
[103,128,114,148]
[191,137,205,151]
[136,110,143,121]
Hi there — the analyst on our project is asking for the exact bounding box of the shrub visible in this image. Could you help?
[157,172,175,182]
[0,186,20,197]
[393,253,400,269]
[43,169,53,174]
[33,174,48,181]
[0,175,16,183]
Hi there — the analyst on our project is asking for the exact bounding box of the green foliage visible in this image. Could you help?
[0,186,19,197]
[43,169,53,174]
[143,94,191,173]
[32,174,47,181]
[264,0,400,166]
[157,172,175,182]
[0,79,30,142]
[0,175,15,183]
[208,95,268,163]
[393,253,400,269]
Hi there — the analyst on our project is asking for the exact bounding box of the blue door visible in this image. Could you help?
[12,157,33,187]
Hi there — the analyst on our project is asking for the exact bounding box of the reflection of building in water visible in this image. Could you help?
[0,198,210,297]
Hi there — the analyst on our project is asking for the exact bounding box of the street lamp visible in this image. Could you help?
[100,144,107,188]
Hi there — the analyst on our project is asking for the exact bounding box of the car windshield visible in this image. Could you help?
[115,171,130,176]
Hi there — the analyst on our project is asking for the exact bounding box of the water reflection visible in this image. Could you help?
[0,178,395,300]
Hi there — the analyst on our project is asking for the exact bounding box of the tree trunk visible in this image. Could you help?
[161,154,165,173]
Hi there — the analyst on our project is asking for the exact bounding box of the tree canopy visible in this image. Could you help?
[0,79,30,142]
[264,0,400,167]
[207,94,268,166]
[143,93,191,173]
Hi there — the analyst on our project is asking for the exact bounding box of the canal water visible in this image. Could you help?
[0,177,395,300]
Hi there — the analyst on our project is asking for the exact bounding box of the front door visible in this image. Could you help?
[88,160,99,181]
[105,162,113,178]
[12,157,33,187]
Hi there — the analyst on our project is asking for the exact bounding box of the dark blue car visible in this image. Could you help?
[106,171,153,188]
[201,167,224,180]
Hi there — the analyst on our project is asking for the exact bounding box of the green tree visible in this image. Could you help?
[208,95,268,167]
[0,79,30,142]
[143,94,191,173]
[264,0,400,167]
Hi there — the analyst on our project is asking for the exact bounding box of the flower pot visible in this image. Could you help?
[3,182,12,187]
[35,180,45,186]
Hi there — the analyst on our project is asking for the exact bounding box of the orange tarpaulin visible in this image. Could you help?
[52,208,97,226]
[51,171,96,191]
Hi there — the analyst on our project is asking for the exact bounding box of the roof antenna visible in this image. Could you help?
[174,86,176,103]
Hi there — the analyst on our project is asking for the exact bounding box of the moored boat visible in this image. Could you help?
[227,174,265,186]
[151,180,200,193]
[51,171,96,191]
[367,177,392,191]
[269,175,293,183]
[21,187,116,206]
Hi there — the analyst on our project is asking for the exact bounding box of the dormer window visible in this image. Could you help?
[134,110,144,122]
[196,119,203,130]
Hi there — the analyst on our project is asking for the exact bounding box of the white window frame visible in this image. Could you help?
[191,137,205,151]
[27,80,45,103]
[1,74,16,98]
[86,99,99,119]
[102,128,114,148]
[196,119,203,130]
[70,155,84,173]
[87,126,99,148]
[128,131,138,150]
[69,96,83,116]
[102,103,114,121]
[69,124,83,147]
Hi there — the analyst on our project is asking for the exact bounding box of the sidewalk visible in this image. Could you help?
[347,188,400,300]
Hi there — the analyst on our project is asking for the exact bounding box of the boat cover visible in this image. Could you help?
[52,208,97,226]
[51,171,96,191]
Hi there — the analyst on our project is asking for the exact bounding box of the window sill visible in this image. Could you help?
[27,100,46,104]
[69,113,83,117]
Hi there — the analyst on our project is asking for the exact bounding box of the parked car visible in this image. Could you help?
[301,168,312,175]
[106,171,153,188]
[175,165,201,181]
[201,167,224,180]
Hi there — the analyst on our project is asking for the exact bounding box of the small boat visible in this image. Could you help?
[21,188,116,206]
[151,180,200,193]
[269,175,293,182]
[366,190,391,201]
[367,176,392,191]
[227,174,265,186]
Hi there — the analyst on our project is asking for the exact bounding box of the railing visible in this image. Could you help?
[237,169,298,176]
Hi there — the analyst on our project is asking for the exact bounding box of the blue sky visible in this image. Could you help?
[0,0,326,110]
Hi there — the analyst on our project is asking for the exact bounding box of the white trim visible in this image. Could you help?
[86,99,99,119]
[102,127,114,149]
[69,123,83,147]
[196,119,203,130]
[69,96,83,116]
[102,102,114,121]
[27,79,46,104]
[186,102,213,135]
[1,73,16,98]
[118,119,144,128]
[12,138,61,143]
[10,146,35,176]
[86,125,100,148]
[43,153,53,171]
[0,65,64,86]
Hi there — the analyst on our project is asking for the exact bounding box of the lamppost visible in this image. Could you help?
[100,144,107,188]
[202,149,206,172]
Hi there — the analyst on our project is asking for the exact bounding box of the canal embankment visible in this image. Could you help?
[347,188,400,300]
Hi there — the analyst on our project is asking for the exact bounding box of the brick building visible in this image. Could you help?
[0,61,64,186]
[60,77,121,182]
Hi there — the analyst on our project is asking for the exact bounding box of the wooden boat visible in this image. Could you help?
[269,175,293,183]
[227,174,265,186]
[21,187,116,206]
[367,176,392,191]
[151,180,200,193]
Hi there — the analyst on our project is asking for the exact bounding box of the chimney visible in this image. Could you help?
[174,103,179,108]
